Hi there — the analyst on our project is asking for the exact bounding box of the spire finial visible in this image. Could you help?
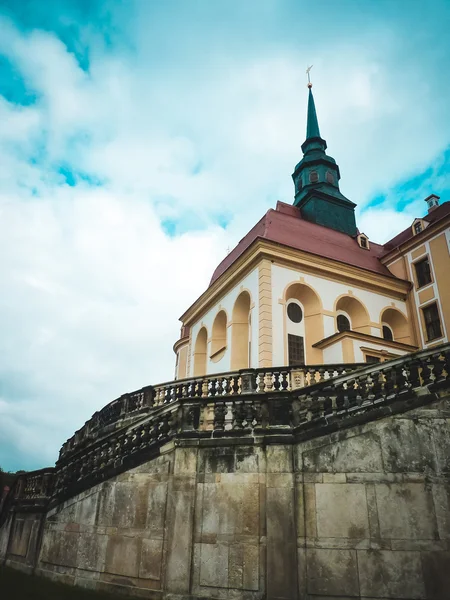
[306,65,313,88]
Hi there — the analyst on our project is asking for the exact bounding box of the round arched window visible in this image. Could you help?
[382,325,394,341]
[326,171,334,184]
[287,303,303,323]
[337,314,351,332]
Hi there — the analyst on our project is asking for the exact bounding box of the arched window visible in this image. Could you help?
[382,324,394,341]
[211,311,227,362]
[381,308,410,344]
[284,283,323,364]
[335,296,370,334]
[337,314,351,332]
[326,170,334,184]
[193,327,207,376]
[231,292,251,370]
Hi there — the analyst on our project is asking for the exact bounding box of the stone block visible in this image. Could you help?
[77,533,107,572]
[266,486,297,599]
[96,483,116,527]
[9,517,33,557]
[266,445,292,473]
[235,448,260,473]
[139,538,163,580]
[315,483,369,539]
[112,481,149,529]
[228,543,259,590]
[380,419,436,473]
[201,482,259,537]
[432,484,450,540]
[165,478,196,594]
[104,535,140,578]
[304,483,317,538]
[76,491,99,526]
[198,447,235,473]
[421,551,450,600]
[174,447,197,474]
[375,483,438,540]
[358,549,425,599]
[199,543,229,588]
[302,432,382,473]
[306,548,359,597]
[146,481,168,538]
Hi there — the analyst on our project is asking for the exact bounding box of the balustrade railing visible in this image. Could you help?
[0,468,54,528]
[53,345,449,502]
[60,363,364,459]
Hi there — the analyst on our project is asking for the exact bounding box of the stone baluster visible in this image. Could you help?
[214,401,227,430]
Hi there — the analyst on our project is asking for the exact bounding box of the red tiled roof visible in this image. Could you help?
[381,201,450,255]
[210,201,394,285]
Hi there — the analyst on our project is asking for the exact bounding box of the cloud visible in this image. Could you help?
[0,2,449,470]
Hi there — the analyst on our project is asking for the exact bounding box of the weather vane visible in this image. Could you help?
[306,65,313,88]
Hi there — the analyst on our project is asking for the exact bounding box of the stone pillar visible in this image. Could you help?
[165,447,198,594]
[265,446,298,599]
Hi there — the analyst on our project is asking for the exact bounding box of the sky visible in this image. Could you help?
[1,0,450,471]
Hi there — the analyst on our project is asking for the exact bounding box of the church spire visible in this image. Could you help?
[306,86,321,140]
[291,79,357,237]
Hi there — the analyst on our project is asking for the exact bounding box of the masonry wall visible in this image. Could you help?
[4,396,450,599]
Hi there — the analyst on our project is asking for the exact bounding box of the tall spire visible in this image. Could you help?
[306,87,321,140]
[291,80,358,237]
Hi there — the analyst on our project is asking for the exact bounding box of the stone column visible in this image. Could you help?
[164,447,198,594]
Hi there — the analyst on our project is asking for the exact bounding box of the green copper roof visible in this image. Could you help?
[306,87,321,139]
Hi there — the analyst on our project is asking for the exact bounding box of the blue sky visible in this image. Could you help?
[1,0,450,471]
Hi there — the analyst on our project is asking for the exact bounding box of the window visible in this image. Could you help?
[360,237,367,248]
[382,325,394,341]
[326,171,334,184]
[414,257,432,288]
[287,302,303,323]
[365,355,381,364]
[337,314,351,332]
[288,334,305,366]
[423,303,442,341]
[309,170,319,183]
[414,222,422,234]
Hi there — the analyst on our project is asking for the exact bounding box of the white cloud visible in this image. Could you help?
[0,6,449,469]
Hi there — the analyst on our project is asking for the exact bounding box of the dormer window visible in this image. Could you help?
[309,170,319,184]
[412,219,427,236]
[414,222,422,234]
[357,233,370,250]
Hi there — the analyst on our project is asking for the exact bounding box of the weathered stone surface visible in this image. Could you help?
[139,538,163,581]
[358,549,425,599]
[104,535,140,578]
[315,483,369,539]
[77,533,107,572]
[306,548,359,597]
[8,517,34,557]
[421,551,450,600]
[266,486,297,599]
[199,542,229,588]
[380,418,436,473]
[376,483,438,540]
[302,432,383,473]
[112,481,149,529]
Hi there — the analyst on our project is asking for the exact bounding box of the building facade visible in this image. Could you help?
[174,86,450,379]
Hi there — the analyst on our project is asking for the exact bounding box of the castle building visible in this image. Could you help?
[174,85,450,379]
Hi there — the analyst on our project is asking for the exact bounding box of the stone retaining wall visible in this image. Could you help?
[6,393,447,599]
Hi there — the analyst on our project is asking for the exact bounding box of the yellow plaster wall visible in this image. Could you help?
[429,233,450,339]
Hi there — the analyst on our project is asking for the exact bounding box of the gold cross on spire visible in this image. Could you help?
[306,65,313,88]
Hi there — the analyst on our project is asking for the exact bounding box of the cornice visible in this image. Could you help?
[180,238,412,326]
[173,336,189,353]
[313,329,418,352]
[381,215,450,265]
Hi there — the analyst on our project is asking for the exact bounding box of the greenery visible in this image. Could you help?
[0,467,26,491]
[0,566,121,599]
